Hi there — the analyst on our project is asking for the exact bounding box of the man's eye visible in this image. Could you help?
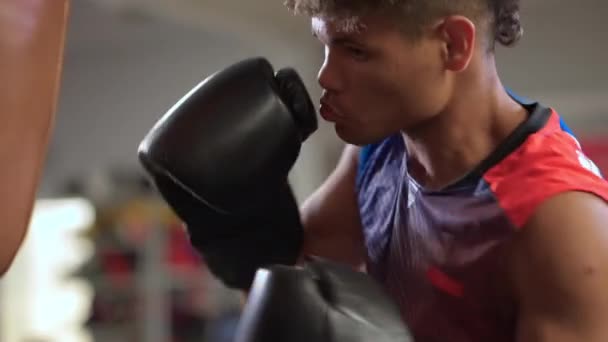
[346,46,368,60]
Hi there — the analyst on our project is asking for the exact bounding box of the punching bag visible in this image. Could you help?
[0,0,70,274]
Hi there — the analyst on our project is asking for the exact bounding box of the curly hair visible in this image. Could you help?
[284,0,523,49]
[490,0,523,47]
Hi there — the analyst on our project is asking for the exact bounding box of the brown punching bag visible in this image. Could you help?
[0,0,70,274]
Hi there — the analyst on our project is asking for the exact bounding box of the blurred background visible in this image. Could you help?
[0,0,606,341]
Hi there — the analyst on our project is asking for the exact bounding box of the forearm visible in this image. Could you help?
[299,229,366,269]
[0,0,70,274]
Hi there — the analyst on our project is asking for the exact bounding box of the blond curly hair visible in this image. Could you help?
[284,0,522,48]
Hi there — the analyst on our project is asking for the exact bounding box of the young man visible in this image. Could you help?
[138,0,608,340]
[286,0,608,341]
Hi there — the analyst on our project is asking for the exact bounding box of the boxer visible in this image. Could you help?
[287,0,608,341]
[0,0,70,275]
[139,1,608,341]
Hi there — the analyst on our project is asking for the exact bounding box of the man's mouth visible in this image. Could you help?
[319,100,342,122]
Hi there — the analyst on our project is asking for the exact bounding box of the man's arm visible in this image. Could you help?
[299,144,366,269]
[0,0,69,275]
[508,191,608,342]
[240,144,364,303]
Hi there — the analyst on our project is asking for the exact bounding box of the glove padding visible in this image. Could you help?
[138,57,316,214]
[152,173,303,289]
[138,57,317,289]
[235,257,413,342]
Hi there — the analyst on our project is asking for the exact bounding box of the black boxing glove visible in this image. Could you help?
[235,257,413,342]
[137,57,318,289]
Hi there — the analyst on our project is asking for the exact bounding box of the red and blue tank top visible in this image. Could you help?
[356,96,608,341]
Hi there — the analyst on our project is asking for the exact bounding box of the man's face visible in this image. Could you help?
[313,14,450,145]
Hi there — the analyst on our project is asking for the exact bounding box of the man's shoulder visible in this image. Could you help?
[506,190,608,340]
[483,110,608,228]
[488,109,603,180]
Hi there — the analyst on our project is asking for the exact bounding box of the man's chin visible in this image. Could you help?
[334,124,380,147]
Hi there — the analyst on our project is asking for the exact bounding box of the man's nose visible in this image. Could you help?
[317,49,344,93]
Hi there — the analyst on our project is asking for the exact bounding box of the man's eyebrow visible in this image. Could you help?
[311,29,363,46]
[331,37,361,45]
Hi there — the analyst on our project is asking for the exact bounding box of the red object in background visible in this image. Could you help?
[167,226,203,269]
[102,251,132,274]
[581,137,608,175]
[100,248,137,288]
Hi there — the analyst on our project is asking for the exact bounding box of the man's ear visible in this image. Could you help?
[434,15,476,72]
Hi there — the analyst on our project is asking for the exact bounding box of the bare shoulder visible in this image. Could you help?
[508,191,608,340]
[510,191,608,269]
[299,144,365,267]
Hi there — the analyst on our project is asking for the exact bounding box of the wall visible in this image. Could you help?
[497,0,607,134]
[41,0,340,202]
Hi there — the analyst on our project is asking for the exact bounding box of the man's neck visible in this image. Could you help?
[402,70,527,190]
